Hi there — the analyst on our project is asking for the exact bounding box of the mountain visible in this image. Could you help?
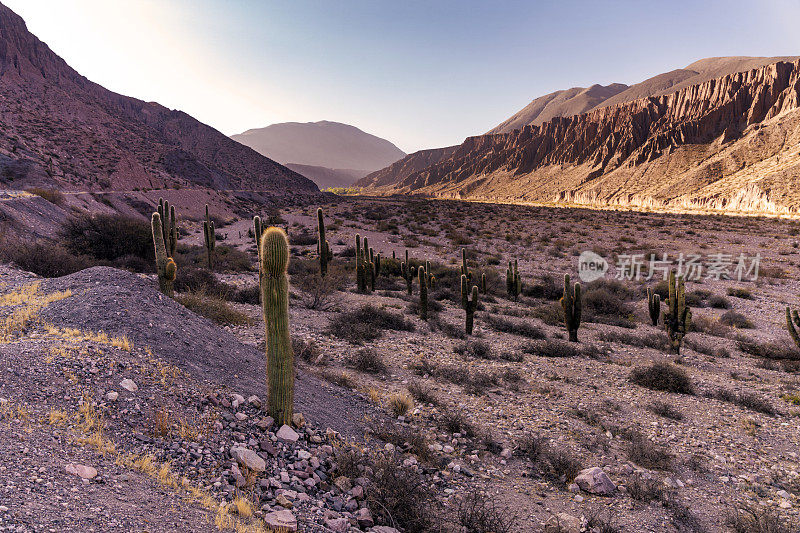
[284,164,366,190]
[359,57,800,215]
[231,121,406,188]
[0,2,316,194]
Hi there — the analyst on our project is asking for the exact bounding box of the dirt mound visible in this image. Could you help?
[38,266,376,437]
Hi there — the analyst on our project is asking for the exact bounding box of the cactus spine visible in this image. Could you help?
[461,274,479,335]
[418,267,428,321]
[786,307,800,349]
[259,227,294,425]
[317,208,329,277]
[157,198,177,257]
[151,212,176,297]
[506,259,521,300]
[663,271,691,354]
[647,287,661,326]
[560,274,581,342]
[203,204,216,270]
[400,249,415,295]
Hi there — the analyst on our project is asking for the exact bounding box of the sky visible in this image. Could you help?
[4,0,800,153]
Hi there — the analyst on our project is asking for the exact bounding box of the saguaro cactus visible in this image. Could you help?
[647,287,661,326]
[151,212,177,297]
[418,267,428,321]
[157,198,177,257]
[663,271,691,354]
[203,204,216,270]
[355,234,366,293]
[401,249,415,295]
[461,274,479,335]
[561,274,581,342]
[480,273,487,294]
[786,307,800,350]
[260,227,294,425]
[317,208,330,277]
[506,260,521,300]
[369,252,381,292]
[461,248,472,282]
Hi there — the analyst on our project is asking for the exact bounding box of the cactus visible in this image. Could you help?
[151,212,177,297]
[480,272,487,294]
[461,274,479,335]
[400,249,415,295]
[786,307,800,350]
[560,274,581,342]
[369,252,381,292]
[647,287,661,326]
[259,227,294,425]
[662,271,691,354]
[355,234,366,293]
[506,260,521,300]
[460,248,472,282]
[317,208,329,277]
[418,267,428,321]
[157,198,177,258]
[203,204,216,270]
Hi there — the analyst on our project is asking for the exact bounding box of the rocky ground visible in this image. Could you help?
[3,195,800,532]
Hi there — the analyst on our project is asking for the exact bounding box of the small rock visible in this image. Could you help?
[247,395,262,408]
[119,379,138,392]
[355,507,374,528]
[264,509,297,531]
[574,467,616,495]
[105,391,119,402]
[544,512,581,533]
[65,464,97,480]
[292,412,305,428]
[230,447,266,472]
[276,424,299,443]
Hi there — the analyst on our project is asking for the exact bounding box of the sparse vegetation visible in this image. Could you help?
[629,362,694,394]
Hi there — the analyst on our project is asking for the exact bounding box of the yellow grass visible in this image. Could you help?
[47,408,67,425]
[0,283,71,341]
[42,324,133,352]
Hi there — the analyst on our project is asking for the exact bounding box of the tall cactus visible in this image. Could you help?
[647,287,661,326]
[461,274,479,335]
[355,234,366,293]
[203,204,216,270]
[561,274,581,342]
[151,212,176,297]
[317,208,329,277]
[401,249,415,295]
[506,259,521,300]
[370,252,381,292]
[418,266,428,321]
[260,227,294,425]
[786,307,800,350]
[663,271,691,354]
[157,198,177,258]
[461,248,472,282]
[480,272,487,294]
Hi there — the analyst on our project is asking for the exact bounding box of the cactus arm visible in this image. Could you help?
[260,227,294,425]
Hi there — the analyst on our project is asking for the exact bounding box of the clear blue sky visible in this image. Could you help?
[4,0,800,152]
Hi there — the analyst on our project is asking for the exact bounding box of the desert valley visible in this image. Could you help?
[2,2,800,533]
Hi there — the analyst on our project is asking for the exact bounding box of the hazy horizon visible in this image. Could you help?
[6,0,800,152]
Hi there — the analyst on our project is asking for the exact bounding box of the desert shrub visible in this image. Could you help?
[429,316,466,339]
[712,388,775,415]
[0,240,95,277]
[684,337,729,358]
[440,410,476,437]
[388,393,413,417]
[521,339,604,359]
[60,212,152,262]
[727,287,753,299]
[292,337,322,364]
[321,369,354,388]
[175,290,252,325]
[294,263,347,310]
[720,311,754,329]
[173,266,230,296]
[455,492,517,533]
[627,474,665,502]
[649,401,684,420]
[708,295,732,309]
[229,285,260,305]
[407,381,438,405]
[523,274,562,300]
[727,505,799,533]
[289,228,317,246]
[582,285,633,319]
[626,431,672,470]
[530,302,563,326]
[629,362,694,394]
[327,304,414,344]
[737,338,798,360]
[486,315,546,339]
[598,330,671,351]
[454,340,493,360]
[515,433,582,484]
[691,315,732,337]
[26,187,65,205]
[345,348,388,374]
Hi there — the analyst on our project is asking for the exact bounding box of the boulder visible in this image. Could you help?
[230,446,266,472]
[575,467,616,495]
